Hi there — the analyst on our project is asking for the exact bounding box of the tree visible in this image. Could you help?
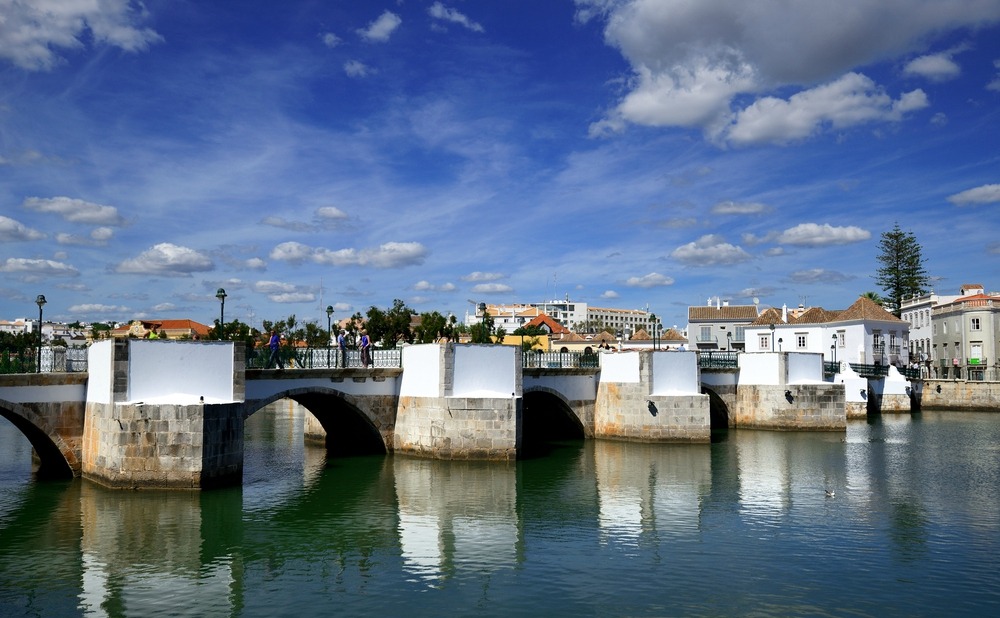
[875,223,928,317]
[414,311,448,343]
[365,299,414,348]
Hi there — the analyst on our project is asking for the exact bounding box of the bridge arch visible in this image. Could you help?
[701,386,733,435]
[244,387,391,456]
[0,398,77,479]
[522,386,586,454]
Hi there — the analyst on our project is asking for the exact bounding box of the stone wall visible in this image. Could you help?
[595,383,709,442]
[919,380,1000,411]
[394,395,521,460]
[733,384,845,430]
[82,401,243,489]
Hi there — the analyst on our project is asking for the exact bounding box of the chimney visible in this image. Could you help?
[782,303,788,323]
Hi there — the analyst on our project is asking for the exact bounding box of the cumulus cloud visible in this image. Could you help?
[0,257,79,277]
[462,271,506,282]
[989,59,1000,91]
[358,11,402,42]
[429,3,484,33]
[115,243,215,276]
[787,269,854,284]
[578,0,991,143]
[56,226,115,246]
[269,241,427,268]
[245,257,266,270]
[624,273,674,288]
[413,280,456,292]
[321,32,341,48]
[777,223,871,246]
[947,184,1000,205]
[0,0,162,71]
[255,281,297,294]
[670,234,752,266]
[471,283,513,294]
[23,196,126,226]
[711,201,771,215]
[0,216,45,241]
[270,292,316,304]
[601,290,620,299]
[726,73,928,146]
[904,52,961,82]
[316,206,348,221]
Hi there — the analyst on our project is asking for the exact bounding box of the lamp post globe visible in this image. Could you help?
[769,323,775,352]
[35,294,46,373]
[215,288,227,337]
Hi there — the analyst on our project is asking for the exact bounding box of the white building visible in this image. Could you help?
[900,284,978,365]
[744,297,909,366]
[929,286,1000,379]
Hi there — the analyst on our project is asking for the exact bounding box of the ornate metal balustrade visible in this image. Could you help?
[246,347,401,369]
[523,351,599,369]
[698,351,739,369]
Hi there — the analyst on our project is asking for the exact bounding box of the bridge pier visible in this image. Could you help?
[732,353,845,430]
[595,351,710,443]
[81,339,245,489]
[394,344,521,460]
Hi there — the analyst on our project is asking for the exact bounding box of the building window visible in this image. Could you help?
[796,333,807,349]
[971,317,981,331]
[942,322,947,335]
[700,326,712,343]
[760,335,770,350]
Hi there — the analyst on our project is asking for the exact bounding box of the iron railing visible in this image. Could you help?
[247,347,401,369]
[698,351,739,369]
[523,352,600,369]
[0,347,89,374]
[1,349,37,374]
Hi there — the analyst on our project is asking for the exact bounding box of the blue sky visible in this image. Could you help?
[1,0,998,331]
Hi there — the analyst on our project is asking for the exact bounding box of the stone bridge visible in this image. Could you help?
[1,339,886,490]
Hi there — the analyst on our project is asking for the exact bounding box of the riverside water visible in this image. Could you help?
[2,404,999,617]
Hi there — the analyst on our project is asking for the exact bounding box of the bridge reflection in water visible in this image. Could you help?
[2,407,1000,616]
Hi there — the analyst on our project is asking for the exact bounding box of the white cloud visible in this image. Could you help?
[989,59,1000,91]
[255,281,297,294]
[0,257,79,277]
[56,226,114,246]
[903,52,961,82]
[670,234,752,266]
[321,32,341,48]
[115,243,215,276]
[580,0,993,142]
[778,223,871,246]
[0,0,162,71]
[428,3,485,33]
[624,273,674,288]
[0,216,45,241]
[67,303,130,314]
[270,241,427,268]
[711,201,771,215]
[947,183,1000,205]
[787,269,854,284]
[462,271,506,282]
[270,292,316,304]
[23,196,126,226]
[245,257,267,270]
[358,11,402,42]
[726,73,928,145]
[471,283,514,294]
[601,290,620,299]
[344,60,373,78]
[413,280,455,292]
[316,206,348,221]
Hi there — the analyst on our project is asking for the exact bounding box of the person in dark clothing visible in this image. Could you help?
[266,331,283,369]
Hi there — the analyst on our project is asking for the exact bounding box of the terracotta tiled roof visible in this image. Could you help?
[631,328,651,340]
[793,307,839,324]
[689,305,760,320]
[749,307,784,326]
[524,314,570,334]
[661,328,687,343]
[835,296,903,322]
[558,332,587,341]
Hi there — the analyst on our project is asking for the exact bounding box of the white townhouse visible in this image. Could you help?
[930,287,1000,380]
[743,297,909,366]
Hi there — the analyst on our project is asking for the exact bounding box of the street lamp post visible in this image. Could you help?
[650,313,657,350]
[726,331,732,351]
[769,323,775,352]
[832,333,838,364]
[35,294,46,373]
[215,288,227,338]
[326,305,334,368]
[477,302,487,343]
